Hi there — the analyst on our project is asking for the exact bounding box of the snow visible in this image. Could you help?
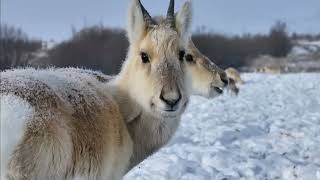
[298,40,320,47]
[292,40,320,56]
[125,73,320,180]
[290,46,310,56]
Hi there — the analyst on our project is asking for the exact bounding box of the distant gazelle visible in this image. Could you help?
[256,65,282,74]
[184,40,228,98]
[1,0,228,179]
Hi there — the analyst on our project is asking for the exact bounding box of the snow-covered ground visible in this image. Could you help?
[291,40,320,56]
[125,73,320,180]
[298,40,320,47]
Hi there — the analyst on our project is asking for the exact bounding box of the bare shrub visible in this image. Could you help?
[48,25,128,75]
[268,21,293,57]
[192,22,292,70]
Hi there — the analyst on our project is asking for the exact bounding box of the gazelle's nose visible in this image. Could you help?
[160,85,181,110]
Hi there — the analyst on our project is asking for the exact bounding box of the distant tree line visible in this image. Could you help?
[48,25,128,74]
[2,21,318,73]
[0,24,42,70]
[291,33,320,41]
[193,21,293,68]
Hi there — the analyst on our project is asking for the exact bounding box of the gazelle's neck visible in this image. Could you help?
[126,112,181,171]
[108,76,141,124]
[108,50,141,122]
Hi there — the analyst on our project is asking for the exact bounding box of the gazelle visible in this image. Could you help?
[1,1,228,179]
[225,67,243,85]
[184,40,228,98]
[257,65,282,74]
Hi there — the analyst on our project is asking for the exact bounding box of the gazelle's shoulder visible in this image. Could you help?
[1,67,112,88]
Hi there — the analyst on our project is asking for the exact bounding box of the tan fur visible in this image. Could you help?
[2,73,133,180]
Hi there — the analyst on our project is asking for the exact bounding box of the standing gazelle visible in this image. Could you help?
[1,0,228,179]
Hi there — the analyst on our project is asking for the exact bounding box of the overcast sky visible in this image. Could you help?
[2,0,320,42]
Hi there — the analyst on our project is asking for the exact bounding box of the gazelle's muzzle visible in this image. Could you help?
[159,84,182,112]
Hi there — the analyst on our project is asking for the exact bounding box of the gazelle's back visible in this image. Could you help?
[0,68,132,180]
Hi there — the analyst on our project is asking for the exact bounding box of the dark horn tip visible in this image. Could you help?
[167,0,175,16]
[166,0,175,27]
[138,0,156,26]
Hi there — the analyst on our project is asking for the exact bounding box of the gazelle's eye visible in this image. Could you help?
[179,50,185,61]
[140,52,150,63]
[185,54,194,62]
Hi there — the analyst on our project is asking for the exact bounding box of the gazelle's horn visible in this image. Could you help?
[166,0,175,28]
[138,0,156,26]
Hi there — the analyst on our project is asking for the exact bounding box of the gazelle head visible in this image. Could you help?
[121,0,193,118]
[184,40,229,98]
[225,67,244,85]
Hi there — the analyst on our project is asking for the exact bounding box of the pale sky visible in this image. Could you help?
[2,0,320,42]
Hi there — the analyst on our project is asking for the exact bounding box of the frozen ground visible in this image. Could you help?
[291,40,320,56]
[125,73,320,180]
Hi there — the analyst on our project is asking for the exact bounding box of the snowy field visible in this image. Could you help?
[125,73,320,180]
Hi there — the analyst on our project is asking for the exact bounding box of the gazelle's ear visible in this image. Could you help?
[127,0,155,43]
[175,0,192,43]
[127,0,145,43]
